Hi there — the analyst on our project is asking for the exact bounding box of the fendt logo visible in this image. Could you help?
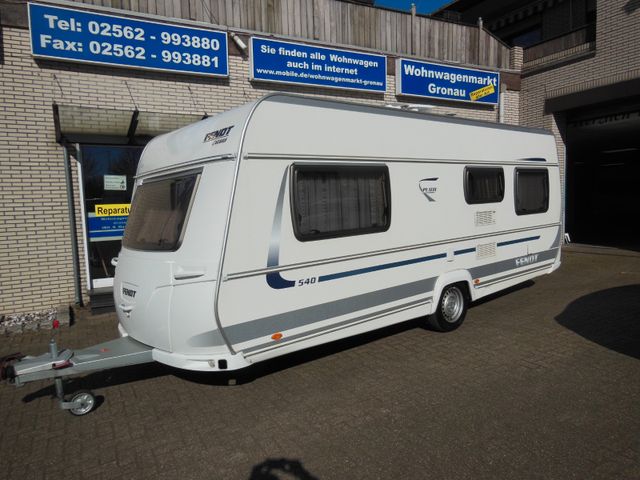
[515,254,539,267]
[203,125,234,145]
[419,177,439,202]
[122,287,137,298]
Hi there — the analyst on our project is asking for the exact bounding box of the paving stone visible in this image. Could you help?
[0,249,639,480]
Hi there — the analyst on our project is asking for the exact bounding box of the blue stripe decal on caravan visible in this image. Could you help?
[266,271,296,289]
[267,236,541,289]
[319,253,447,282]
[497,235,540,247]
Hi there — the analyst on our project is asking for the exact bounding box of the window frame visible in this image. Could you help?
[122,169,201,252]
[514,167,550,216]
[463,166,505,205]
[289,163,391,242]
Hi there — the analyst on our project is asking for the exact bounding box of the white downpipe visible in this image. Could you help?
[74,150,92,291]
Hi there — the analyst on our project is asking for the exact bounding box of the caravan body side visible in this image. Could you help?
[115,94,561,371]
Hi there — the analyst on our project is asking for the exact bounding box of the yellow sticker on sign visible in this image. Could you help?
[95,204,131,216]
[470,83,495,101]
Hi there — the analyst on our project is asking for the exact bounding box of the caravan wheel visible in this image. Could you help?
[428,284,468,332]
[68,390,96,416]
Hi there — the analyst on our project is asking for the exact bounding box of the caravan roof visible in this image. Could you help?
[139,94,556,176]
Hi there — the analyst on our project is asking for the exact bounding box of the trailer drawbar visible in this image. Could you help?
[0,327,153,416]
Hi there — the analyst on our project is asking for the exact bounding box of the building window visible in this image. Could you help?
[291,164,391,241]
[515,168,549,215]
[464,167,505,204]
[509,27,543,47]
[123,172,200,251]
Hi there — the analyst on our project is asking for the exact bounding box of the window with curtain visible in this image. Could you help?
[464,167,505,204]
[291,164,391,241]
[515,168,549,215]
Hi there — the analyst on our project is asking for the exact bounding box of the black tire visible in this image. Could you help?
[427,283,468,332]
[68,390,96,416]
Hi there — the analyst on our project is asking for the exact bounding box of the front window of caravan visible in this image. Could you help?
[123,173,200,251]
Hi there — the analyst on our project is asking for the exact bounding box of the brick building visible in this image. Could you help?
[436,0,640,247]
[0,0,636,319]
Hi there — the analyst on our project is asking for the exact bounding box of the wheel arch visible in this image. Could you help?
[429,270,474,315]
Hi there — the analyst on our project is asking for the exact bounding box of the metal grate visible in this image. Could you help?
[477,242,496,259]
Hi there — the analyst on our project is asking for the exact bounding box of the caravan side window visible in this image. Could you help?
[291,164,391,241]
[515,168,549,215]
[464,167,505,204]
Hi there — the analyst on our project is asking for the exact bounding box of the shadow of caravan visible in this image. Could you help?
[249,458,319,480]
[2,94,562,415]
[556,285,640,359]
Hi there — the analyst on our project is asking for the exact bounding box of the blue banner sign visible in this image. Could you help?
[88,215,128,241]
[28,3,228,77]
[250,37,386,93]
[396,58,499,105]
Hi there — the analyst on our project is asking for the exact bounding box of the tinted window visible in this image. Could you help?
[509,27,542,48]
[291,165,390,241]
[123,173,199,251]
[515,168,549,215]
[464,167,505,204]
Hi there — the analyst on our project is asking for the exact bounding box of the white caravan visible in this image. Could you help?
[2,94,562,415]
[114,93,562,372]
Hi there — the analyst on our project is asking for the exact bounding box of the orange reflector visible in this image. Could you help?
[271,332,283,341]
[473,279,480,285]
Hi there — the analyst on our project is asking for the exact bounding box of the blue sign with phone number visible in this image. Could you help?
[28,3,228,77]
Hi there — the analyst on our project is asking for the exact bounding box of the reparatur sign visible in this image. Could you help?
[95,203,130,216]
[88,203,131,240]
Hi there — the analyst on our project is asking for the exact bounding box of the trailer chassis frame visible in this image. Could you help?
[2,335,154,416]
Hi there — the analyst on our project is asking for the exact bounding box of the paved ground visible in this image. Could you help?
[1,248,639,480]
